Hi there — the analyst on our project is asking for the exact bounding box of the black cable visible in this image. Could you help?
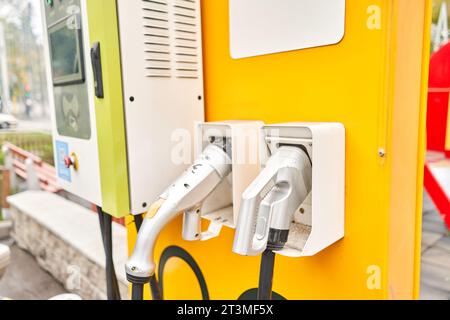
[104,213,122,300]
[130,218,207,301]
[131,283,144,300]
[134,213,144,231]
[158,246,210,300]
[257,249,276,300]
[98,208,121,300]
[97,206,121,300]
[149,274,162,300]
[130,214,145,301]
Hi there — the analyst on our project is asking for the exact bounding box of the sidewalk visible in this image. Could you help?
[421,193,450,300]
[0,244,66,300]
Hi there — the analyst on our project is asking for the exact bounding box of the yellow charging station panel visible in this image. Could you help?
[127,0,431,300]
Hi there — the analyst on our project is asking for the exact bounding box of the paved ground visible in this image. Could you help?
[420,193,450,300]
[0,243,66,300]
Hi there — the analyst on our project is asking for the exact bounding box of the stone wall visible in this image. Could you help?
[8,191,128,300]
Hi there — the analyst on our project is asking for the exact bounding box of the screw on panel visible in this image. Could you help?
[378,149,386,158]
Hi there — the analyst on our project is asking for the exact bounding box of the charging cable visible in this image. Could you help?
[97,206,121,300]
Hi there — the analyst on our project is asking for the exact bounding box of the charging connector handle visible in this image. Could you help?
[126,144,231,281]
[233,146,312,256]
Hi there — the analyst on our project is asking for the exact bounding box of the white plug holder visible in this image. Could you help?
[195,121,264,237]
[262,123,346,257]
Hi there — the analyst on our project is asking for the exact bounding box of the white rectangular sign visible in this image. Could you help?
[230,0,346,59]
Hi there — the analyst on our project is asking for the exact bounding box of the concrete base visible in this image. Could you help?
[0,220,13,240]
[7,191,129,300]
[0,244,10,280]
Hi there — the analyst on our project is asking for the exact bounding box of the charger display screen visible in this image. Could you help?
[49,16,84,85]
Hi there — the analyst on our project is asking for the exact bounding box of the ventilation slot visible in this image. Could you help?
[142,0,171,78]
[173,0,199,79]
[141,0,200,79]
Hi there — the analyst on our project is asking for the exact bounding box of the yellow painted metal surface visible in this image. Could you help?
[389,1,432,299]
[127,0,431,300]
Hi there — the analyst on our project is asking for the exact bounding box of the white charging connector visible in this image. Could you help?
[232,145,312,300]
[126,143,231,283]
[233,146,312,256]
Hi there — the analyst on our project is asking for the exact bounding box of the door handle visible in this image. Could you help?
[90,42,104,99]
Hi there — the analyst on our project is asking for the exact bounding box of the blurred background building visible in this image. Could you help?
[0,0,48,121]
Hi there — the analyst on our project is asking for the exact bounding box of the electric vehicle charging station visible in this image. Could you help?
[39,0,431,301]
[126,0,430,300]
[41,0,204,218]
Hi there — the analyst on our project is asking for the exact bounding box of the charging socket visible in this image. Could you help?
[262,123,346,257]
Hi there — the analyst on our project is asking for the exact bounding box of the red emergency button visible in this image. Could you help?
[63,153,78,170]
[64,156,74,168]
